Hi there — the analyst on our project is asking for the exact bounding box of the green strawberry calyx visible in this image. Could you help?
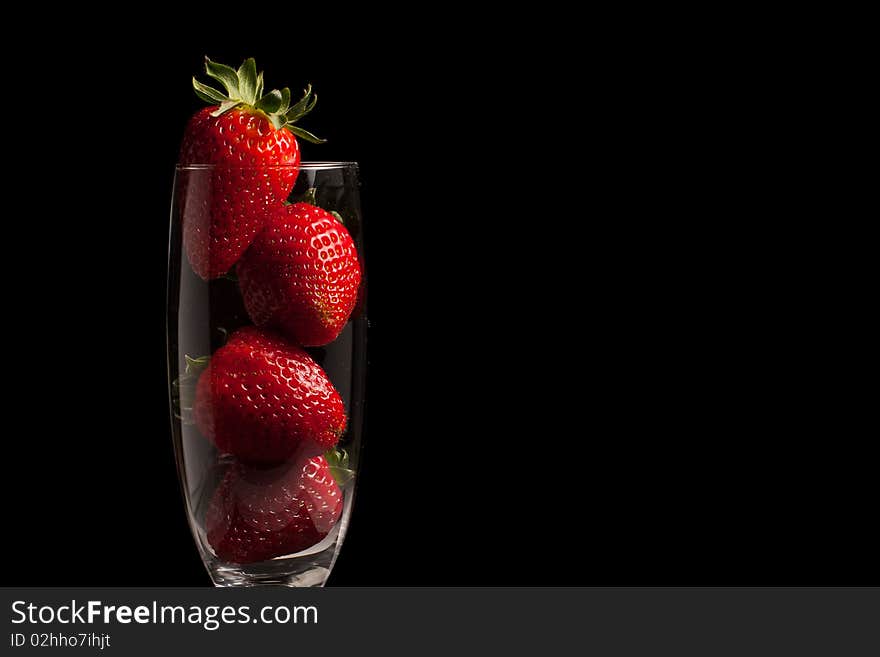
[171,354,211,424]
[290,188,348,226]
[184,354,211,373]
[192,56,325,144]
[325,447,355,486]
[293,187,318,206]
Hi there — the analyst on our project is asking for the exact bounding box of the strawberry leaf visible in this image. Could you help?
[286,85,313,120]
[255,71,265,101]
[192,77,228,104]
[255,89,283,114]
[172,354,210,424]
[325,447,354,486]
[237,58,258,105]
[211,99,242,117]
[287,125,326,144]
[204,57,240,97]
[305,93,318,115]
[330,467,354,486]
[184,354,210,375]
[293,187,318,205]
[279,87,291,113]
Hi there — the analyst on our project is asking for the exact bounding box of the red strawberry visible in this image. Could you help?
[206,456,343,564]
[194,326,346,465]
[238,203,362,346]
[179,57,324,279]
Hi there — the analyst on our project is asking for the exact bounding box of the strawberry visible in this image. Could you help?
[238,202,362,346]
[194,326,346,465]
[206,455,343,564]
[179,57,324,279]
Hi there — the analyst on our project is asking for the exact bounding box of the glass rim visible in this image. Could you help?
[175,161,358,171]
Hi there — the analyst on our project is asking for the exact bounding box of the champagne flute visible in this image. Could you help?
[167,162,365,586]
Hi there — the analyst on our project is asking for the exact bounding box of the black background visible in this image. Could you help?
[3,26,872,586]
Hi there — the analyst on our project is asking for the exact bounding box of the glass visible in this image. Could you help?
[167,162,365,586]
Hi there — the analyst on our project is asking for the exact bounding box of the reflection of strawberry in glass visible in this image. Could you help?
[178,57,324,280]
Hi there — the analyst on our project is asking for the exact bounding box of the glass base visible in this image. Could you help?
[209,562,331,587]
[197,485,353,587]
